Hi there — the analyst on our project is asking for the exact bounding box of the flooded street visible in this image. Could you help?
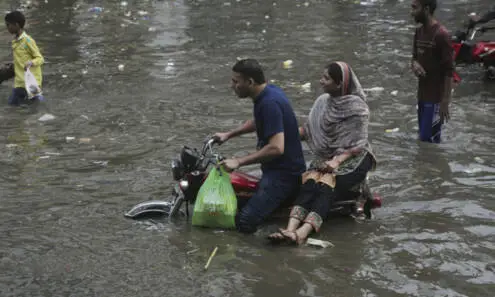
[1,0,495,296]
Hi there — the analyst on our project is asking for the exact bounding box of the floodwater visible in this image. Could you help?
[1,0,494,296]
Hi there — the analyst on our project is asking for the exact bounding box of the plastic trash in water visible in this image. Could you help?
[265,15,270,19]
[38,113,55,122]
[79,138,91,144]
[88,7,103,13]
[118,64,125,71]
[137,10,148,16]
[66,136,75,142]
[120,1,128,6]
[364,87,384,93]
[282,59,293,69]
[391,90,398,96]
[304,2,309,7]
[301,82,311,92]
[385,127,399,133]
[148,27,156,32]
[306,238,334,248]
[474,157,485,164]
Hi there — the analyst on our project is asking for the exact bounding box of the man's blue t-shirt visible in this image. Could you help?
[253,84,306,176]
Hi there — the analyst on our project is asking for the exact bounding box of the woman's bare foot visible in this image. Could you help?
[267,228,289,243]
[281,229,306,245]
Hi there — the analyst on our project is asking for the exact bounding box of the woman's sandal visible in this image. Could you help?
[267,228,297,244]
[280,229,307,246]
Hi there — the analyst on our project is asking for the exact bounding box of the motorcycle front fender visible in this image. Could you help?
[124,200,173,218]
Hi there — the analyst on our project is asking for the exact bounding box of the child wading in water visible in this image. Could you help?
[5,11,45,105]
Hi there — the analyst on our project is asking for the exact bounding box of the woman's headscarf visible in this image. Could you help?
[304,61,372,160]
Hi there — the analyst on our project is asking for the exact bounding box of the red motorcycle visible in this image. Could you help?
[125,136,382,221]
[452,25,495,81]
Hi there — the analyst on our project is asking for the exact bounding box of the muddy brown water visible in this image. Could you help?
[0,0,494,296]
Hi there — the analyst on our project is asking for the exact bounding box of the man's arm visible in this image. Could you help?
[215,119,256,143]
[437,29,454,122]
[236,132,284,167]
[227,119,256,139]
[411,29,426,77]
[222,100,285,170]
[299,126,306,140]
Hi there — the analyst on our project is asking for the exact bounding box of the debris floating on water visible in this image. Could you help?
[204,246,218,271]
[385,127,399,133]
[88,7,103,13]
[79,138,91,144]
[474,156,485,164]
[186,248,199,255]
[66,136,76,142]
[391,90,398,96]
[118,64,125,71]
[38,113,55,122]
[301,82,311,92]
[364,87,384,93]
[306,238,334,248]
[282,59,293,69]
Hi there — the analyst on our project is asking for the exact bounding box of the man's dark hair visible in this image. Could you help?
[5,11,26,28]
[419,0,437,14]
[232,59,266,84]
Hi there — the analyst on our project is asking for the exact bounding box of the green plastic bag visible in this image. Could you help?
[192,165,237,229]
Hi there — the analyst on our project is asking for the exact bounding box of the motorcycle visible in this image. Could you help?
[125,136,383,221]
[452,24,495,81]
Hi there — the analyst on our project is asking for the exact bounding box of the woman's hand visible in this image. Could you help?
[324,159,340,172]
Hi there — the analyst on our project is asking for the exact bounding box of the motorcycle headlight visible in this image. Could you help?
[179,180,189,191]
[180,146,200,171]
[171,159,184,181]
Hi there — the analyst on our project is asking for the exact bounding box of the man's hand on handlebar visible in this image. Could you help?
[213,132,230,144]
[221,158,240,172]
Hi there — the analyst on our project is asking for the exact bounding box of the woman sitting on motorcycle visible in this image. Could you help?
[268,61,377,245]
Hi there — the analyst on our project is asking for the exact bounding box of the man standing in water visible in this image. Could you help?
[215,59,306,234]
[410,0,453,143]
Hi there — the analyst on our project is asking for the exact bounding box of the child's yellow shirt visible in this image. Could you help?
[12,31,44,88]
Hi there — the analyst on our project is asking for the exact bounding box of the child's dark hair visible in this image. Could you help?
[232,59,266,84]
[5,11,26,28]
[326,62,343,85]
[419,0,437,14]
